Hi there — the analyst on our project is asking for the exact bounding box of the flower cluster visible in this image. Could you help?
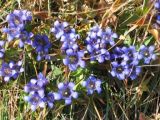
[2,10,33,47]
[24,73,49,111]
[110,45,156,80]
[24,74,102,111]
[32,34,52,61]
[86,25,117,63]
[0,61,24,82]
[51,20,85,71]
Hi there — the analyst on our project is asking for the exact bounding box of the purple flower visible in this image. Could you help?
[57,82,78,105]
[24,73,48,97]
[0,62,14,82]
[86,25,117,63]
[138,45,156,64]
[110,62,129,80]
[155,0,160,9]
[82,76,102,94]
[6,10,32,29]
[121,46,139,65]
[45,92,61,108]
[51,20,72,40]
[19,31,33,48]
[63,49,85,71]
[32,34,51,61]
[45,92,55,108]
[24,93,45,111]
[0,41,5,58]
[0,61,24,82]
[11,60,24,79]
[128,66,141,80]
[2,27,21,42]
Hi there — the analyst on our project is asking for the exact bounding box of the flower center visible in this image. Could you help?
[31,96,40,104]
[144,51,149,57]
[14,16,21,25]
[69,55,78,64]
[116,66,123,73]
[128,51,133,58]
[89,81,95,89]
[4,68,11,75]
[62,88,71,97]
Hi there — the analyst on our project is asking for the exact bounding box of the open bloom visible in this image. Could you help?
[57,82,78,105]
[138,45,156,64]
[0,61,24,82]
[63,49,85,71]
[6,10,32,29]
[2,27,21,42]
[24,73,48,97]
[86,25,117,63]
[24,93,45,111]
[110,62,130,80]
[19,31,33,47]
[82,76,102,94]
[32,34,51,61]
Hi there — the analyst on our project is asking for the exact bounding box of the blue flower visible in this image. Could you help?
[24,93,45,111]
[155,0,160,9]
[32,34,51,61]
[45,92,55,108]
[0,61,24,82]
[19,31,33,48]
[128,66,141,80]
[86,25,117,63]
[2,27,21,42]
[63,49,85,71]
[121,46,139,65]
[138,45,156,64]
[57,82,78,105]
[51,20,75,40]
[110,62,130,80]
[0,41,5,58]
[6,10,32,29]
[0,62,14,82]
[24,73,48,97]
[11,60,24,79]
[45,92,61,108]
[82,76,102,94]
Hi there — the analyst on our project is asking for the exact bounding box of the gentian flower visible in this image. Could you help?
[6,10,32,29]
[24,93,45,111]
[110,62,129,80]
[19,31,33,47]
[121,46,139,65]
[57,82,78,105]
[155,0,160,9]
[11,60,24,79]
[32,34,51,61]
[128,66,141,80]
[82,76,102,94]
[0,41,5,58]
[0,62,14,82]
[24,73,48,97]
[138,45,156,64]
[0,61,24,82]
[45,92,61,108]
[86,25,117,63]
[2,27,21,42]
[63,49,85,71]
